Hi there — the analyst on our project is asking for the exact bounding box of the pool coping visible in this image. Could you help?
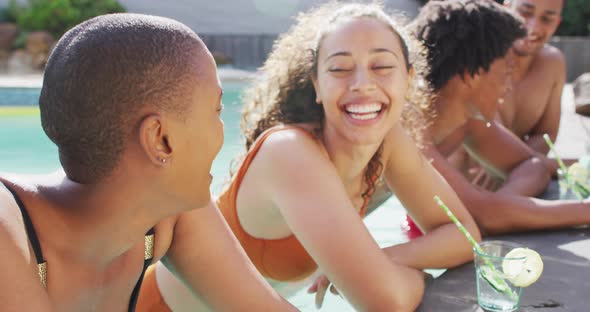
[0,67,257,88]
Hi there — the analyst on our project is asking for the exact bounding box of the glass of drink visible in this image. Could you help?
[557,169,578,199]
[474,241,525,312]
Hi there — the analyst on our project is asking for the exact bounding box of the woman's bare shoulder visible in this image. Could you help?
[258,124,326,159]
[382,124,424,160]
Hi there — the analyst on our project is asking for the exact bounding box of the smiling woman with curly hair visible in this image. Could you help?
[141,2,478,311]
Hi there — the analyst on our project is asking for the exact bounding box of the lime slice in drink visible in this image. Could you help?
[480,266,511,294]
[502,248,544,287]
[568,162,590,187]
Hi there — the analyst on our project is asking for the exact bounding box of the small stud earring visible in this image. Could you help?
[498,97,505,105]
[160,158,167,163]
[405,94,411,103]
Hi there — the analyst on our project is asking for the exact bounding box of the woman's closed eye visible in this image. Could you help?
[373,65,395,70]
[328,67,352,73]
[372,65,395,75]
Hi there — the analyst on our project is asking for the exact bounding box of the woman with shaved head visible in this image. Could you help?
[0,13,296,312]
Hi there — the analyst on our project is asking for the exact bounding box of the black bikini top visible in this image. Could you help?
[3,183,154,312]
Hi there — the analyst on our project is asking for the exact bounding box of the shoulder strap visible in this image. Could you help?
[233,125,317,186]
[3,184,45,265]
[2,182,47,288]
[128,227,155,312]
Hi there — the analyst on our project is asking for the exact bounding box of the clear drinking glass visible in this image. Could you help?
[557,169,578,199]
[474,241,525,312]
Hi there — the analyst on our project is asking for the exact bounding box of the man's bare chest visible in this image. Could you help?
[501,75,553,136]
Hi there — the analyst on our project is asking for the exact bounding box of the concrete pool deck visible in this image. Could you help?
[0,67,257,88]
[0,73,44,88]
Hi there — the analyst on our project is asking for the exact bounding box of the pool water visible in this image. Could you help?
[0,82,245,193]
[0,83,415,311]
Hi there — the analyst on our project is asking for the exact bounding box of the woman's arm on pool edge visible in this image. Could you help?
[259,129,424,311]
[162,200,298,312]
[382,125,480,269]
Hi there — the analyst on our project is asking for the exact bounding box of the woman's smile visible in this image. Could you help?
[341,101,387,125]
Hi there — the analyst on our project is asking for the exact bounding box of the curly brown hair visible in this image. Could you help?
[238,1,432,201]
[409,0,525,91]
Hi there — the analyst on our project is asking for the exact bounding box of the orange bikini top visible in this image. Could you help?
[217,125,375,281]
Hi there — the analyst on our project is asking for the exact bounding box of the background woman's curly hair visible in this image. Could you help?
[235,1,433,200]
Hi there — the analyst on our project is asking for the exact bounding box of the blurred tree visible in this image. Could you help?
[7,0,125,39]
[556,0,590,36]
[413,0,588,36]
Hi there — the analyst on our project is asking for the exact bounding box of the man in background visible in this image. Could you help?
[499,0,565,154]
[452,0,565,191]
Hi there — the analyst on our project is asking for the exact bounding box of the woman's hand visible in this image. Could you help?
[307,274,340,309]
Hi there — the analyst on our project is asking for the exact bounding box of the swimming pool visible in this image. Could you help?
[0,82,245,193]
[0,83,415,311]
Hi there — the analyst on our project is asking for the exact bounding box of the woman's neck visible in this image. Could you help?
[36,171,164,268]
[320,123,381,185]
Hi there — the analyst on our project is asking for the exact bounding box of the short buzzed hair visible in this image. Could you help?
[40,13,207,183]
[409,0,526,91]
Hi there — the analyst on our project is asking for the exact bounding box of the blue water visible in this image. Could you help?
[0,87,41,106]
[0,84,415,311]
[0,82,245,194]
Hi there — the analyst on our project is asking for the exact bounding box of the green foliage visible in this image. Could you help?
[0,8,7,23]
[12,31,29,50]
[1,0,19,23]
[556,0,590,36]
[413,0,588,37]
[7,0,125,38]
[70,0,125,24]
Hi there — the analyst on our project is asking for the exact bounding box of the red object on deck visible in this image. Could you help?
[401,214,424,239]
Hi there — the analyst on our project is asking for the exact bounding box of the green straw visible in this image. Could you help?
[434,196,483,253]
[543,134,590,199]
[434,196,517,299]
[543,134,568,173]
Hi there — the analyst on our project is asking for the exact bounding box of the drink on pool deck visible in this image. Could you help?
[475,241,524,312]
[434,196,544,312]
[476,268,522,311]
[476,292,521,312]
[558,159,590,200]
[558,168,580,200]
